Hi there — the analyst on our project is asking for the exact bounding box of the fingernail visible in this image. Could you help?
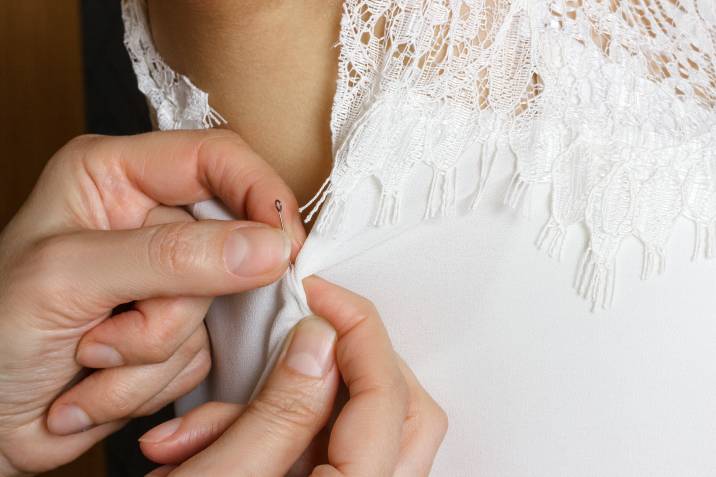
[224,227,291,277]
[291,211,307,248]
[284,316,336,378]
[139,417,182,444]
[48,404,93,435]
[77,342,124,368]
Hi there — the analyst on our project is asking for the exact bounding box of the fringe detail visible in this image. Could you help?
[299,177,332,224]
[374,189,401,226]
[203,107,228,128]
[313,195,347,236]
[424,167,457,220]
[693,222,716,260]
[471,135,499,210]
[575,248,617,311]
[121,0,224,132]
[536,218,568,260]
[123,0,716,312]
[504,171,532,212]
[641,246,666,280]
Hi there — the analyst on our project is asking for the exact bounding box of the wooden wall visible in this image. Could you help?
[0,0,85,227]
[0,0,106,475]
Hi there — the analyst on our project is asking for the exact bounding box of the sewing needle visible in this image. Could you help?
[274,199,286,233]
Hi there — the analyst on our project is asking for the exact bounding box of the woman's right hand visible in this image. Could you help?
[140,276,448,477]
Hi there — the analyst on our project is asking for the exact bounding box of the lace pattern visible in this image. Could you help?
[122,0,716,309]
[121,0,225,130]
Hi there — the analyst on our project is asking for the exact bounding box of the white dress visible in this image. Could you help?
[122,1,716,475]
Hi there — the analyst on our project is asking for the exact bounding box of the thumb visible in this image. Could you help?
[146,317,339,477]
[17,219,291,318]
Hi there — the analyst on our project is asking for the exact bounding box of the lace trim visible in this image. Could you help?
[311,0,716,310]
[122,0,716,310]
[121,0,226,130]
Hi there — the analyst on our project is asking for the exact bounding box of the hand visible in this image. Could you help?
[139,276,448,477]
[0,130,306,476]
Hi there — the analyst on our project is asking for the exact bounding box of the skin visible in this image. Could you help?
[139,5,449,473]
[146,0,342,206]
[0,3,447,474]
[0,129,446,476]
[0,129,302,475]
[141,277,448,477]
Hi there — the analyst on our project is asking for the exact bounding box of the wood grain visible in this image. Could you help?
[0,0,85,228]
[0,0,107,475]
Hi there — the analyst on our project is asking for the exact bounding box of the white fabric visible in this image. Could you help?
[122,1,716,475]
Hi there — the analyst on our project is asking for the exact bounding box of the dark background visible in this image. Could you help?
[2,1,168,475]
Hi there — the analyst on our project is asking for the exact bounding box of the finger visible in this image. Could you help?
[146,465,176,477]
[76,205,210,367]
[168,317,339,477]
[47,326,208,435]
[142,204,197,227]
[76,296,211,367]
[139,402,245,465]
[303,275,408,476]
[30,219,290,314]
[133,346,212,417]
[4,420,125,474]
[393,358,448,477]
[46,130,306,250]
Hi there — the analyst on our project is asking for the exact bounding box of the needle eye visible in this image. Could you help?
[275,199,286,232]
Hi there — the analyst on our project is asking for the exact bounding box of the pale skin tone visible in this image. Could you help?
[0,133,445,476]
[142,3,449,472]
[0,2,447,474]
[0,129,304,475]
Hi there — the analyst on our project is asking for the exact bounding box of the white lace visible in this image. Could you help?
[121,0,226,130]
[122,0,716,309]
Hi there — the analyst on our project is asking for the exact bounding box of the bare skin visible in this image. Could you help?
[146,0,342,206]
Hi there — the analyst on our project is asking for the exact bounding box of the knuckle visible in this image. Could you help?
[49,135,102,171]
[143,331,177,363]
[389,367,410,401]
[190,349,212,381]
[364,371,409,418]
[147,222,199,277]
[390,373,410,412]
[352,296,379,324]
[338,294,379,327]
[197,132,259,188]
[375,371,410,419]
[161,297,191,319]
[140,311,207,364]
[199,128,249,153]
[59,134,102,157]
[65,133,102,150]
[431,402,449,437]
[181,328,208,358]
[22,236,74,297]
[100,379,140,417]
[250,383,325,433]
[196,130,251,171]
[28,235,69,272]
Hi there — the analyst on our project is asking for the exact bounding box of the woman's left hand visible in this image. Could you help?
[0,130,304,476]
[139,276,448,477]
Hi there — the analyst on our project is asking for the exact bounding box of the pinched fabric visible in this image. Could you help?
[122,0,716,309]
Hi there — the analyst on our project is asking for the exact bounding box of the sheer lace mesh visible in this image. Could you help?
[122,0,716,309]
[121,0,225,130]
